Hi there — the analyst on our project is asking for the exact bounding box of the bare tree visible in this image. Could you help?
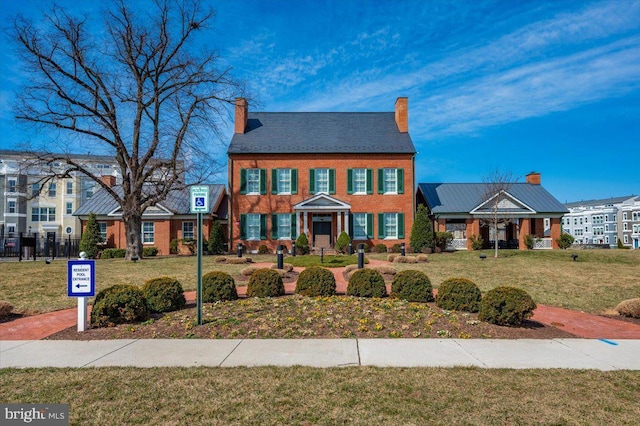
[480,169,517,258]
[10,0,243,259]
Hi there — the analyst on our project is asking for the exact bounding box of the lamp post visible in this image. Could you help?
[358,243,364,269]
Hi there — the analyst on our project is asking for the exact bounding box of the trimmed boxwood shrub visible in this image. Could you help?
[202,271,238,302]
[246,268,285,298]
[101,248,126,259]
[295,266,336,297]
[336,231,351,254]
[479,286,537,326]
[142,246,158,257]
[91,284,148,327]
[436,277,482,312]
[142,276,186,313]
[374,243,388,253]
[347,268,387,298]
[295,233,310,255]
[391,270,434,302]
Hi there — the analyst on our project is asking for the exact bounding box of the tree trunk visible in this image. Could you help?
[494,222,499,258]
[122,200,143,261]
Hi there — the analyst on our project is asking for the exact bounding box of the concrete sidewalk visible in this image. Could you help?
[2,338,639,370]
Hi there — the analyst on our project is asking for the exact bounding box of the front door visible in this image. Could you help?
[313,221,331,248]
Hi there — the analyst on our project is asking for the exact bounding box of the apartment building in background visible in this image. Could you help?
[563,195,639,248]
[1,150,120,249]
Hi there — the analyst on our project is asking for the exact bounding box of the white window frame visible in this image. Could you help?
[48,182,57,197]
[383,168,398,194]
[624,235,629,244]
[66,202,73,215]
[66,181,73,195]
[246,169,261,195]
[7,224,16,234]
[353,213,368,240]
[315,169,329,193]
[98,222,107,242]
[182,221,194,240]
[142,222,154,244]
[31,207,56,222]
[353,169,367,194]
[32,183,40,196]
[8,179,16,193]
[277,169,292,194]
[246,214,261,241]
[277,214,291,240]
[384,213,399,239]
[7,199,16,214]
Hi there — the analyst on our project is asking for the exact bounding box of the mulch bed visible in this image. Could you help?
[46,294,575,341]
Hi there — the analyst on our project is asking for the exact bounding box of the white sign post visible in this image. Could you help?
[68,253,96,332]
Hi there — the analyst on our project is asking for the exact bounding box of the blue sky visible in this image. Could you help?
[1,0,639,203]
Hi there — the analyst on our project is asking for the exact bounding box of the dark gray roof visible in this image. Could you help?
[0,149,118,162]
[228,112,416,154]
[418,183,568,215]
[565,195,637,208]
[74,184,226,218]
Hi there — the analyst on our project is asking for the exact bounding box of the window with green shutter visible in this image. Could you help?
[244,169,265,195]
[378,168,404,194]
[272,214,293,240]
[352,212,374,240]
[260,214,267,240]
[309,169,316,194]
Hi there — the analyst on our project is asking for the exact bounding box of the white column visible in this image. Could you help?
[345,211,350,236]
[337,211,342,235]
[303,211,309,234]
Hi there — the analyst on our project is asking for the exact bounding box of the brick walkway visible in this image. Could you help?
[2,260,640,340]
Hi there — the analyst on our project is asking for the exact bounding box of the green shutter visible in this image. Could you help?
[291,169,298,194]
[347,169,353,194]
[329,169,336,194]
[398,213,405,238]
[397,168,404,194]
[260,169,267,195]
[240,214,247,240]
[271,214,279,239]
[366,169,373,194]
[309,169,315,194]
[378,213,385,239]
[378,169,384,194]
[240,169,247,195]
[367,213,374,238]
[349,213,354,236]
[260,214,267,240]
[271,169,278,194]
[291,213,297,239]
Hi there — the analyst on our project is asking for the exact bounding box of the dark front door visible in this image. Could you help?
[313,222,331,248]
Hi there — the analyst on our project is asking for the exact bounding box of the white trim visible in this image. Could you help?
[293,193,351,211]
[470,190,537,215]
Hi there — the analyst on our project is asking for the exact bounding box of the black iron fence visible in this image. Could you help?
[1,233,81,260]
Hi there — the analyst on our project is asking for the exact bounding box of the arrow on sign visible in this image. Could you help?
[76,284,88,289]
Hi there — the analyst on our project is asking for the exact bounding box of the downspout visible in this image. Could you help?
[228,154,233,252]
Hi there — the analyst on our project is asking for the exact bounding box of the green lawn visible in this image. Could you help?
[1,367,638,425]
[1,249,638,315]
[284,254,364,268]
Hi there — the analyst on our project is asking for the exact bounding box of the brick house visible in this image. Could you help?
[227,97,416,253]
[74,181,227,255]
[417,173,568,250]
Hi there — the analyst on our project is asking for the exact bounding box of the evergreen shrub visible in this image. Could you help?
[295,266,336,296]
[347,269,387,298]
[478,286,537,326]
[391,270,434,302]
[142,276,186,313]
[246,269,285,298]
[91,284,148,327]
[202,271,238,302]
[436,277,482,312]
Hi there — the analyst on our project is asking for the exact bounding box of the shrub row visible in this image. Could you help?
[91,277,187,327]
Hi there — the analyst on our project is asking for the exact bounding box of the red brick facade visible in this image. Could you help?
[228,153,415,252]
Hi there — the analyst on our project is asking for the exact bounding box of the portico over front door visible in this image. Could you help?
[313,215,332,248]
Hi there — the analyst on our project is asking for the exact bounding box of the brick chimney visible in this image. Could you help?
[235,97,248,134]
[101,175,117,188]
[395,97,408,133]
[526,172,541,185]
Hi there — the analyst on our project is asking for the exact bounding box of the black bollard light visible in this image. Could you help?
[358,243,364,269]
[237,243,243,258]
[571,254,578,262]
[401,242,405,256]
[348,242,353,255]
[321,247,324,264]
[292,241,296,257]
[277,244,284,269]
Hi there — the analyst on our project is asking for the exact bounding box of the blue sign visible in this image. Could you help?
[67,260,95,297]
[195,196,205,207]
